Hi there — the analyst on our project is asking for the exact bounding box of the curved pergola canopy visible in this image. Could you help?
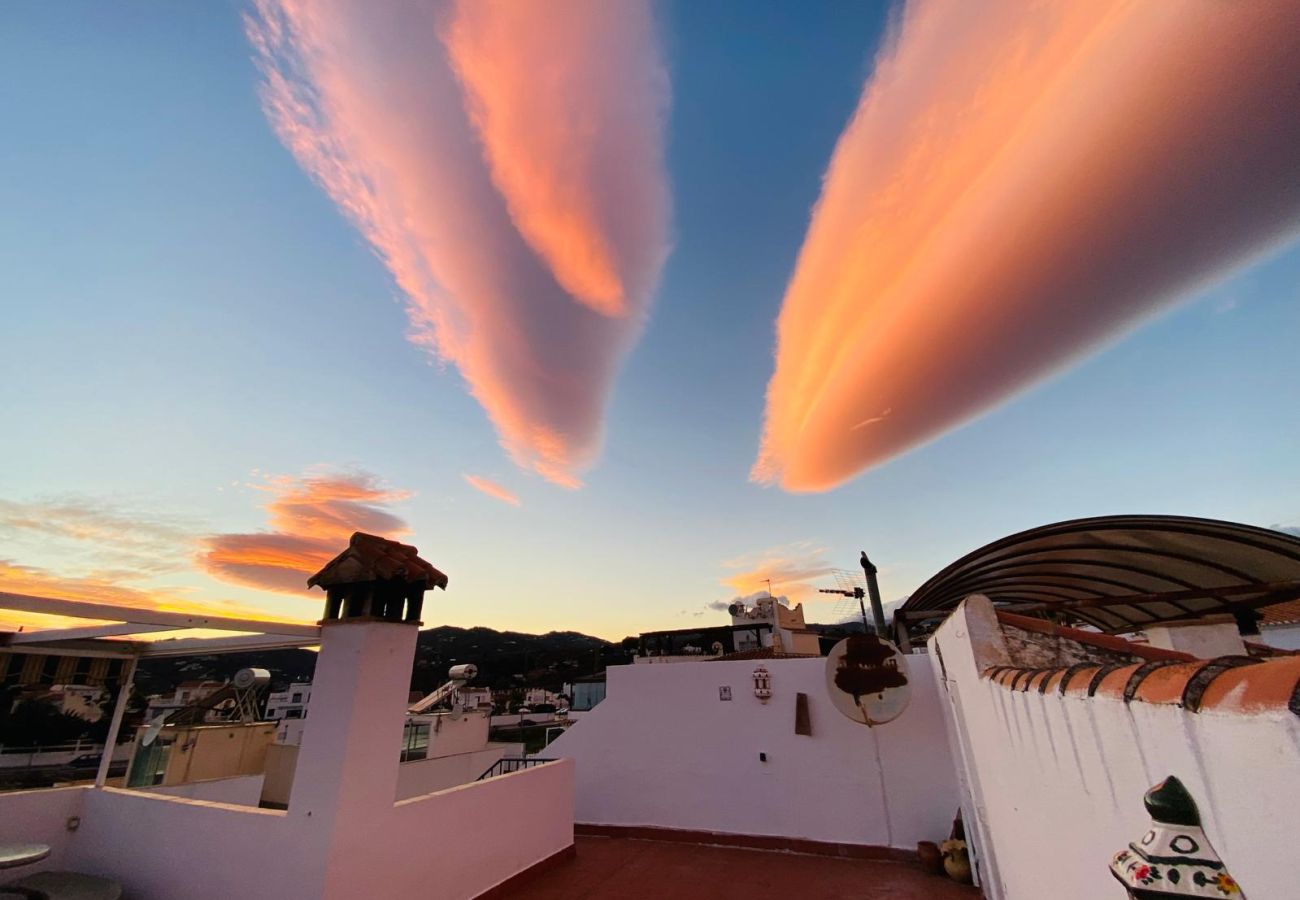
[898,515,1300,634]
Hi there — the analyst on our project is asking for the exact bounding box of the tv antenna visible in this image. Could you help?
[819,569,869,631]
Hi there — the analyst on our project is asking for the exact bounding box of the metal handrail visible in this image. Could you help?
[475,757,556,781]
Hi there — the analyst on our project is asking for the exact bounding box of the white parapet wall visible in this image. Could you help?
[930,595,1300,900]
[0,785,86,875]
[0,759,573,900]
[394,742,521,799]
[0,618,575,900]
[148,773,266,807]
[546,655,960,851]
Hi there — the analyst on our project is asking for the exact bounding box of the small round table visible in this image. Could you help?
[0,844,49,871]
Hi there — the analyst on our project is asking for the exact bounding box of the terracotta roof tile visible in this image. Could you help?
[1094,664,1143,699]
[1063,666,1103,695]
[1197,655,1300,714]
[1026,670,1053,693]
[982,653,1300,718]
[307,532,448,590]
[1261,598,1300,626]
[1129,661,1210,705]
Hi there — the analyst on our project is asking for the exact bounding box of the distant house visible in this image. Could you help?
[144,680,225,722]
[265,681,313,745]
[1258,599,1300,651]
[564,673,606,711]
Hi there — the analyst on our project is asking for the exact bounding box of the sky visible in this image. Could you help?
[1,0,1298,641]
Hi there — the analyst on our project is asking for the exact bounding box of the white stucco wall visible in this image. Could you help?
[0,619,574,900]
[394,743,518,798]
[931,596,1300,900]
[1259,622,1300,651]
[422,709,490,758]
[0,785,85,874]
[327,759,574,900]
[1,760,572,900]
[74,788,308,899]
[148,773,266,806]
[546,656,959,849]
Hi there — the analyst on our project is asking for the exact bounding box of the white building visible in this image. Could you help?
[265,681,312,720]
[633,594,823,664]
[143,680,225,722]
[264,681,313,744]
[523,687,559,708]
[728,594,823,655]
[455,686,492,709]
[1257,599,1300,651]
[4,520,1299,898]
[0,532,571,900]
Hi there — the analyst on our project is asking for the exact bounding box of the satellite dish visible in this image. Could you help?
[141,714,168,747]
[711,641,724,655]
[232,668,270,690]
[727,602,745,617]
[825,635,911,727]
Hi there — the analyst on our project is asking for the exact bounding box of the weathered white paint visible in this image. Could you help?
[931,595,1300,900]
[547,656,959,849]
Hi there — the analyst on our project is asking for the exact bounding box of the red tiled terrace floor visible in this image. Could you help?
[506,836,982,899]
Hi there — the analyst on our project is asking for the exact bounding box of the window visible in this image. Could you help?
[291,693,302,703]
[285,708,303,719]
[73,657,93,683]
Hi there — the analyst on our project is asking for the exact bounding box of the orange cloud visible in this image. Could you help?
[754,0,1300,491]
[198,470,410,595]
[463,474,521,507]
[442,0,667,316]
[720,542,838,606]
[246,0,670,486]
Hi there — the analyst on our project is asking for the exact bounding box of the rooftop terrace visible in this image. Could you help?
[507,836,980,900]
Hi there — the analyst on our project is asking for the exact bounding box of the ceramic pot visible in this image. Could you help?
[941,842,973,885]
[917,841,943,875]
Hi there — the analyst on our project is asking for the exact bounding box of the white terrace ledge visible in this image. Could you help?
[0,536,574,900]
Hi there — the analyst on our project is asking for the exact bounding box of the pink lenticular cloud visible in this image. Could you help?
[462,474,521,508]
[443,0,668,317]
[754,0,1300,492]
[245,0,670,487]
[199,470,410,595]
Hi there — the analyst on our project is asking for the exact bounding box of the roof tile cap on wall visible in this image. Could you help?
[973,606,1300,717]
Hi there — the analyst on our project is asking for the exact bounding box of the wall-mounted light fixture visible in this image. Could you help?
[753,665,771,703]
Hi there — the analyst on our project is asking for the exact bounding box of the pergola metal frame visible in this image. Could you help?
[895,515,1300,641]
[0,591,320,787]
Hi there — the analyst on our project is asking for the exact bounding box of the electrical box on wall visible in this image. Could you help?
[719,686,732,701]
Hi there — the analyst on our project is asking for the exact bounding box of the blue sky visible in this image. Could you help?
[1,1,1297,639]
